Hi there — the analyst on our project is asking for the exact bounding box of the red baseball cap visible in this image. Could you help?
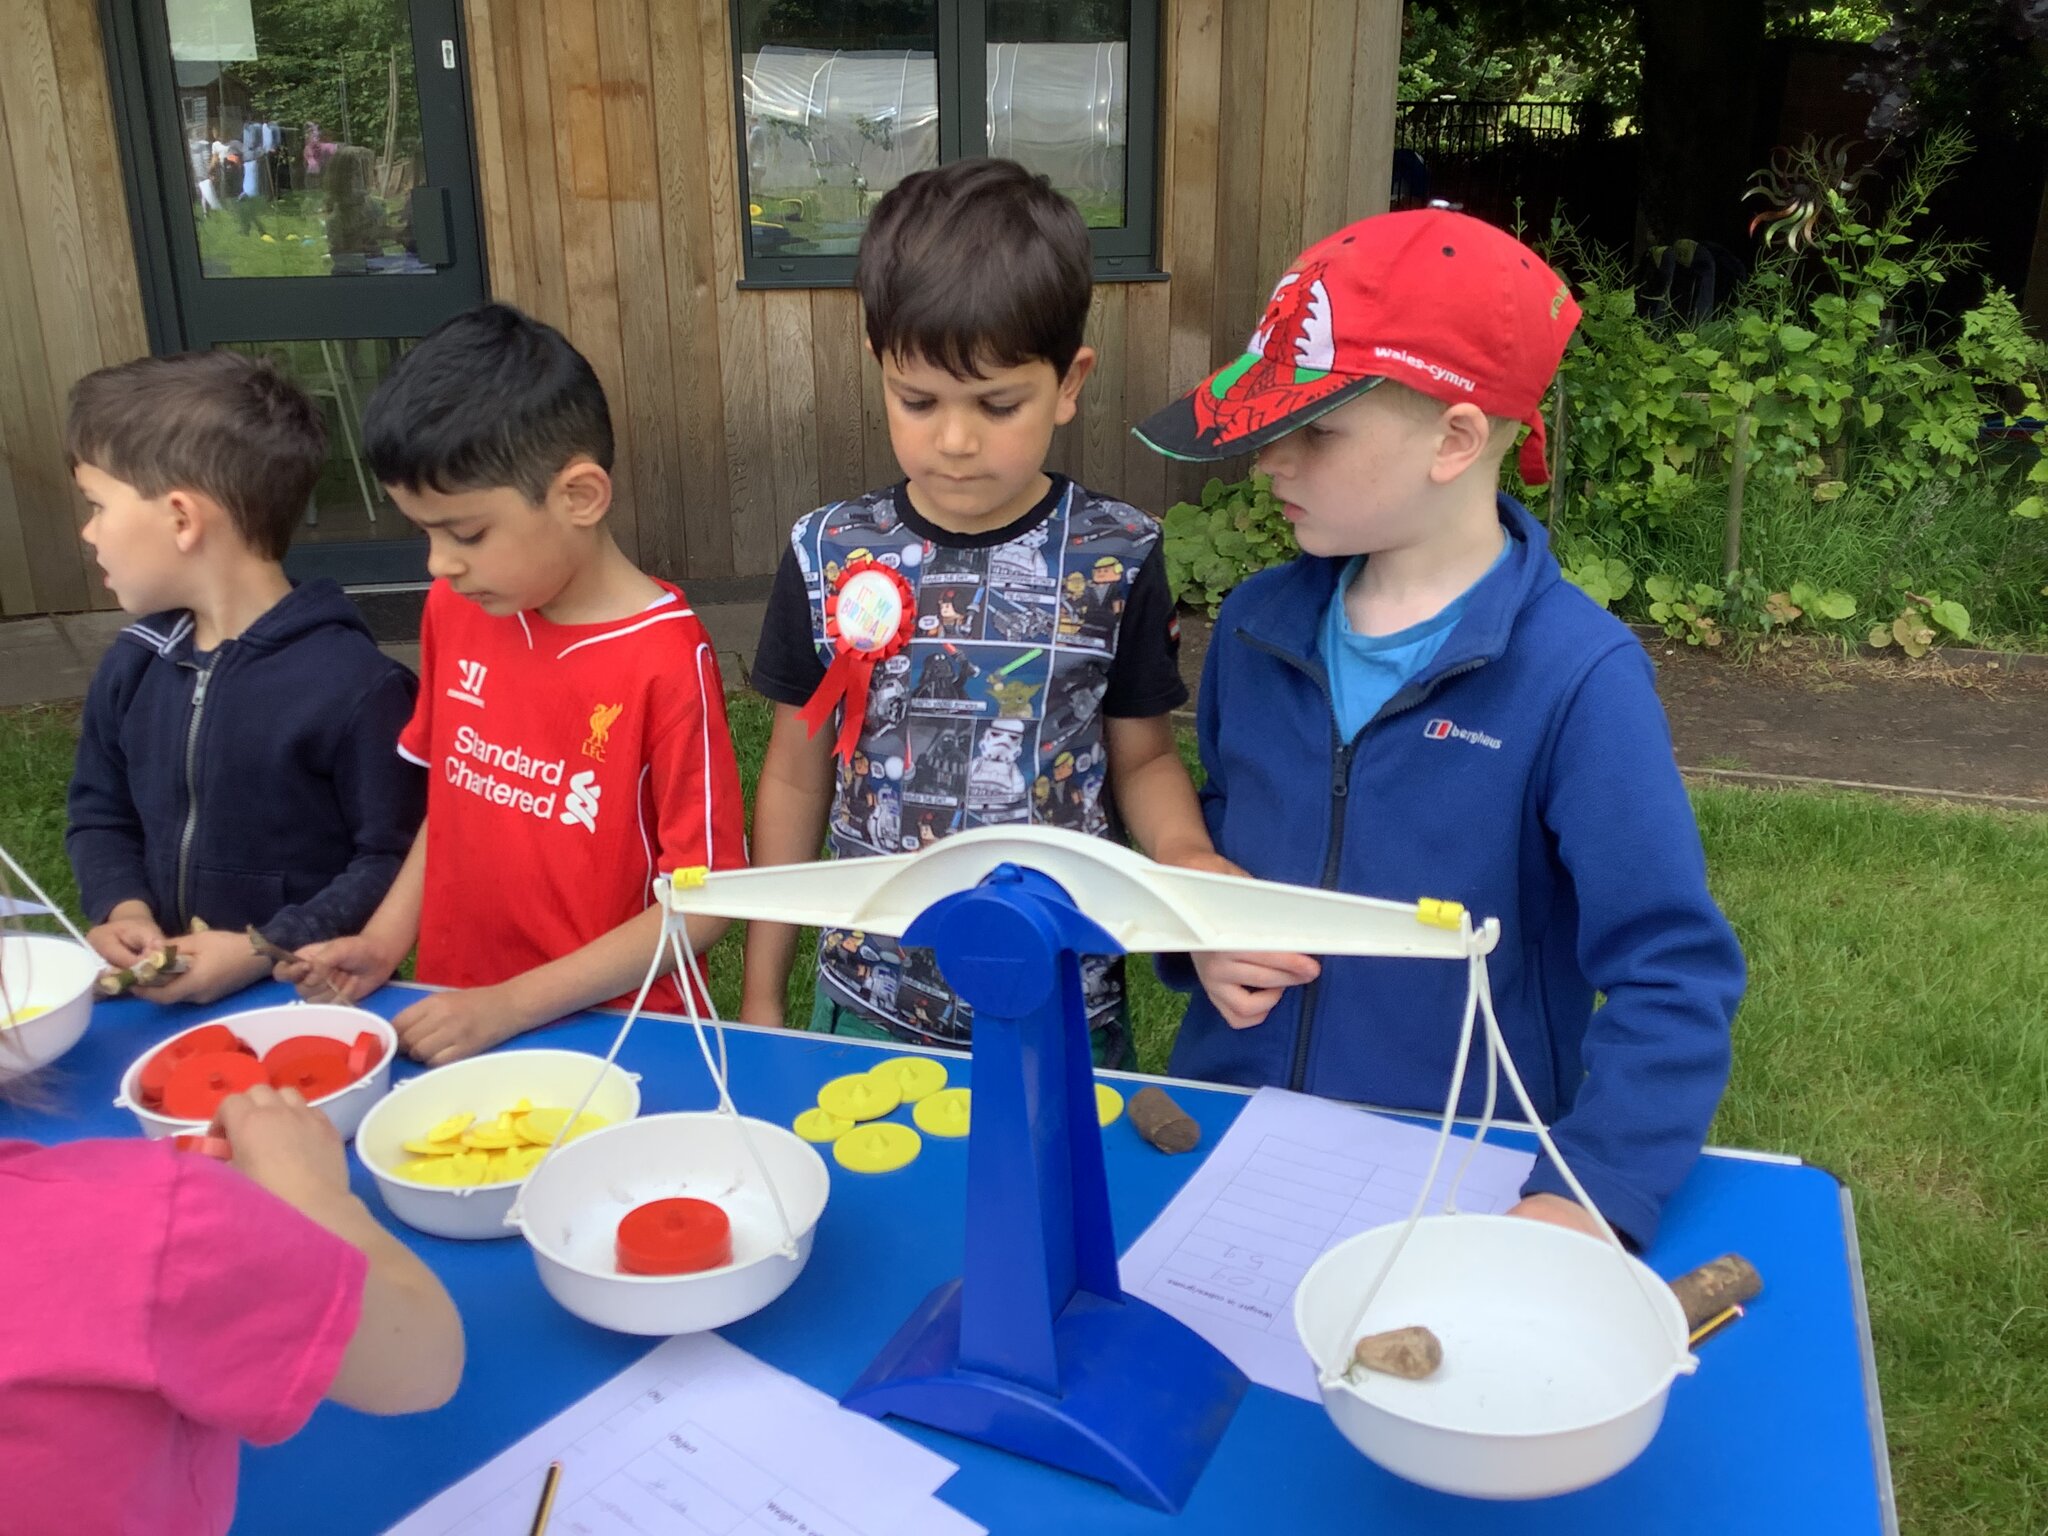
[1133,209,1581,483]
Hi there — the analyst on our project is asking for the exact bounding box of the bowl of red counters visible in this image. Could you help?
[116,1003,396,1140]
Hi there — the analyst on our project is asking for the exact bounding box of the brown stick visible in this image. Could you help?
[94,944,188,997]
[246,926,299,968]
[1128,1085,1201,1154]
[1668,1254,1763,1331]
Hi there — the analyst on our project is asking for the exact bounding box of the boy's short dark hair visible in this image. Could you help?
[64,351,326,562]
[362,303,613,503]
[857,157,1091,379]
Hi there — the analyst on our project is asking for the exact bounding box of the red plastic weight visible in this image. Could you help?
[345,1030,383,1081]
[138,1025,246,1110]
[615,1198,732,1276]
[170,1134,233,1160]
[262,1034,349,1073]
[267,1053,353,1102]
[160,1051,268,1122]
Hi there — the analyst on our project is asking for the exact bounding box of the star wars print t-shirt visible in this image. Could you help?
[752,476,1186,1047]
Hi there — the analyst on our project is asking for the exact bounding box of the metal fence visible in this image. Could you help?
[1396,99,1589,162]
[1392,99,1630,236]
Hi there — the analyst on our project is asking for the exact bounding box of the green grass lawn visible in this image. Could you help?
[3,693,2044,1533]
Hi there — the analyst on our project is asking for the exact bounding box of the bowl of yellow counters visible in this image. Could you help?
[355,1049,642,1239]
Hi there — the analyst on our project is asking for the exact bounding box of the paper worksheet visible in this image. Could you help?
[1118,1086,1536,1401]
[384,1332,985,1536]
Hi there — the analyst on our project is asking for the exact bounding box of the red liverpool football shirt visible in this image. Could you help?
[399,580,746,1014]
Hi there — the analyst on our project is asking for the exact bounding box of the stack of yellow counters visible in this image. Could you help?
[392,1099,611,1186]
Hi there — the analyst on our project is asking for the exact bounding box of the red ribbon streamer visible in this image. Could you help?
[798,560,916,762]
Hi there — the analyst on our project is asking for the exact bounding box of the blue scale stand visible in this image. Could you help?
[841,863,1248,1512]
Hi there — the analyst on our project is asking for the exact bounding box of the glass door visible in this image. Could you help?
[110,0,489,582]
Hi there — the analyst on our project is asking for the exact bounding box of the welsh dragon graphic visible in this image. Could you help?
[1191,261,1351,447]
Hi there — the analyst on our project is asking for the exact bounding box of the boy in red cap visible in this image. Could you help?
[1134,210,1744,1250]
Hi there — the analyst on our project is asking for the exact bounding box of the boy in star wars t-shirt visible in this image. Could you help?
[745,159,1226,1060]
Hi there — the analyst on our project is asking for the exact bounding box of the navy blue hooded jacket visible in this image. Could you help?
[67,579,425,950]
[1165,497,1744,1247]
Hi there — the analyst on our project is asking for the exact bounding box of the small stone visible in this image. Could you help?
[1351,1325,1443,1380]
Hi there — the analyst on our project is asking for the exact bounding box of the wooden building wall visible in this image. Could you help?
[462,0,1401,583]
[0,0,146,617]
[0,0,1399,615]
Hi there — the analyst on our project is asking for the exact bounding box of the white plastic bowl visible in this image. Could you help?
[516,1111,830,1336]
[1294,1214,1694,1500]
[354,1049,642,1240]
[0,935,99,1080]
[116,1003,396,1141]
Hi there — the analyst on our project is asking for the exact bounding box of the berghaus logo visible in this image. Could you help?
[1424,718,1502,750]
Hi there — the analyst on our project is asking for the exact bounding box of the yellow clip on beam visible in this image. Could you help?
[1415,898,1465,931]
[670,866,708,891]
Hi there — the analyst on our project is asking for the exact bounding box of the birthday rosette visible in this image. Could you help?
[800,558,917,761]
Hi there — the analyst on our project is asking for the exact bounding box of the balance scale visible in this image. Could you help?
[512,825,1697,1510]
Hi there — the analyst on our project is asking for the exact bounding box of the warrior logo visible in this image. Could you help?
[447,659,488,708]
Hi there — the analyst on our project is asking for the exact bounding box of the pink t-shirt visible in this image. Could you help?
[0,1138,367,1536]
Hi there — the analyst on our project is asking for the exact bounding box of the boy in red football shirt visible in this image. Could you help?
[277,306,747,1064]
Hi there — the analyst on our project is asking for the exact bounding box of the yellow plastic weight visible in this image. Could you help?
[833,1121,922,1174]
[794,1107,854,1144]
[401,1136,462,1157]
[515,1108,609,1145]
[1095,1082,1125,1127]
[424,1113,475,1143]
[867,1055,948,1103]
[396,1157,461,1185]
[912,1087,971,1139]
[461,1125,521,1150]
[817,1072,900,1122]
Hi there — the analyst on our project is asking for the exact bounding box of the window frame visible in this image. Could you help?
[729,0,1161,288]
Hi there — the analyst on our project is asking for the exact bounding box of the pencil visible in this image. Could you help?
[1688,1303,1745,1346]
[528,1461,562,1536]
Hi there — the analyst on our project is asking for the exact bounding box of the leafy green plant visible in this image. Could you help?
[1644,574,1727,646]
[1559,548,1636,609]
[1161,474,1295,614]
[1868,590,1973,657]
[1539,129,2048,651]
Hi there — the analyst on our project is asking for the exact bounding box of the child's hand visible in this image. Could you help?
[1191,950,1322,1029]
[392,985,527,1067]
[1506,1193,1606,1240]
[211,1082,351,1214]
[142,926,271,1006]
[279,936,399,1004]
[86,901,165,969]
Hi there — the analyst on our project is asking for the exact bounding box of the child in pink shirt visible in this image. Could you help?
[0,1081,464,1536]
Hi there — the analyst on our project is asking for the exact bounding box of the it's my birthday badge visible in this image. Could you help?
[800,559,917,760]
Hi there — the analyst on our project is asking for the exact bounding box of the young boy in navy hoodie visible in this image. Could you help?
[65,351,423,1006]
[1134,211,1745,1250]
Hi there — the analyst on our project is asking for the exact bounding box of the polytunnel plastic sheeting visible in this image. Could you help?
[986,42,1128,203]
[743,49,940,202]
[741,42,1130,208]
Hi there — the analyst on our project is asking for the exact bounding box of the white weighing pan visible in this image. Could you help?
[515,1111,829,1336]
[116,1002,395,1140]
[1294,1214,1693,1500]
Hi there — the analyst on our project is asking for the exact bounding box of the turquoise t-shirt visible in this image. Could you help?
[1318,544,1509,741]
